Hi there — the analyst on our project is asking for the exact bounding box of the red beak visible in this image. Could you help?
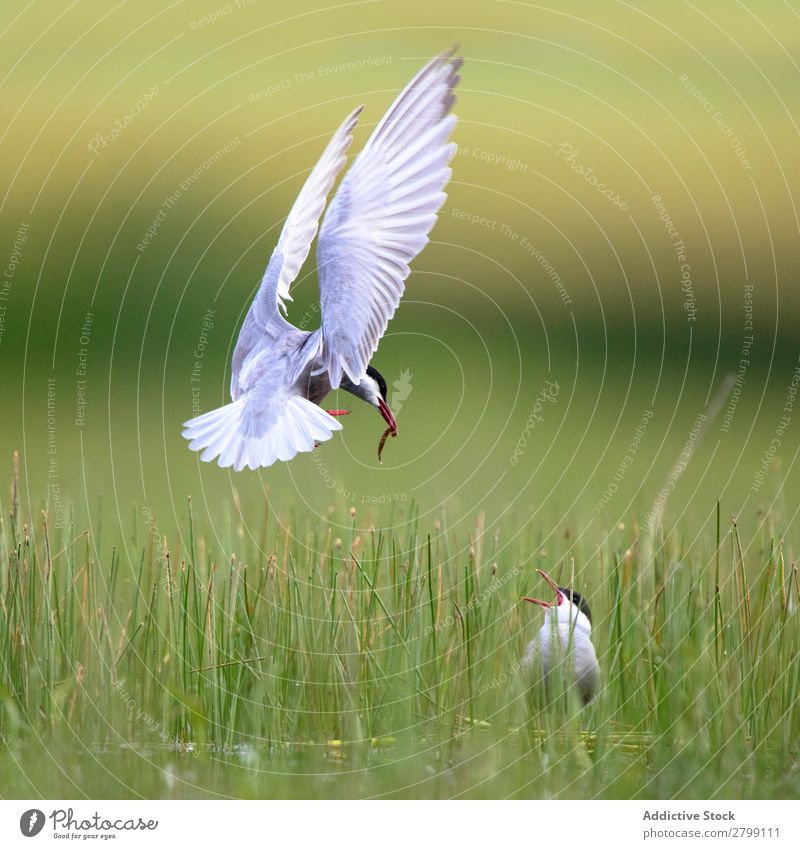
[523,568,563,608]
[377,397,398,434]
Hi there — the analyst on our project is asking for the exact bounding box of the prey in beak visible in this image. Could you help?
[377,398,398,463]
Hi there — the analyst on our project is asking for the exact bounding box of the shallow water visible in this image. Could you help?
[2,726,790,800]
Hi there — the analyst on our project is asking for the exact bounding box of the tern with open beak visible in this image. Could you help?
[522,569,600,707]
[182,49,461,470]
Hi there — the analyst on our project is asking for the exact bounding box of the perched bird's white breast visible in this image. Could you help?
[524,606,600,706]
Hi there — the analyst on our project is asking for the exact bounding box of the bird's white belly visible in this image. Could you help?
[524,625,600,705]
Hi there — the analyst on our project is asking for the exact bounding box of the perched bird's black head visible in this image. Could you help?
[559,587,592,625]
[366,364,388,402]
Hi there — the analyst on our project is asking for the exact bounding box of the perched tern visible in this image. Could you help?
[182,49,461,470]
[522,569,600,706]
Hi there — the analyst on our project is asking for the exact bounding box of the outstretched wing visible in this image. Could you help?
[230,105,362,398]
[314,49,461,388]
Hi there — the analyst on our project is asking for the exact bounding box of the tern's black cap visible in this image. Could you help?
[559,587,592,625]
[366,364,388,402]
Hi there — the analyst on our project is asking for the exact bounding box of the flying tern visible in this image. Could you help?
[183,48,461,470]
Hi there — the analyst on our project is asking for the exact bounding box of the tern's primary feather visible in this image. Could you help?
[230,105,363,399]
[314,50,461,388]
[182,48,460,469]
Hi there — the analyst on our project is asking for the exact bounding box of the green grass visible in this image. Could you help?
[1,456,798,799]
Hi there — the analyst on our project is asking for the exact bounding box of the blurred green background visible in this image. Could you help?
[2,0,800,541]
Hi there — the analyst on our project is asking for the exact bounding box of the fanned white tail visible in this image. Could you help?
[182,395,342,471]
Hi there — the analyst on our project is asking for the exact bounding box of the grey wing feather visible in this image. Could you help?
[230,106,362,398]
[315,48,461,388]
